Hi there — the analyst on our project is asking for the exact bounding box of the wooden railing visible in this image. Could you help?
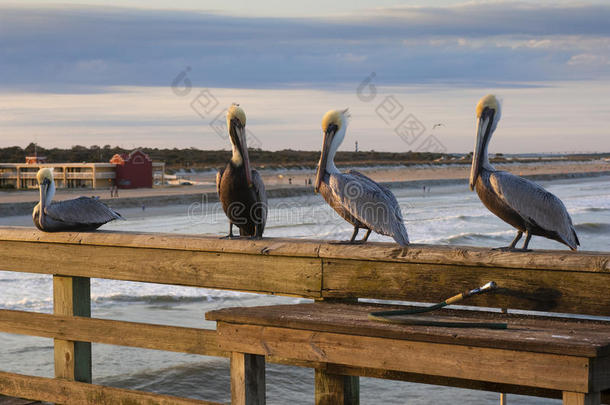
[0,226,609,404]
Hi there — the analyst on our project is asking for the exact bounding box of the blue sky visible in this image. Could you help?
[2,1,610,88]
[0,1,609,152]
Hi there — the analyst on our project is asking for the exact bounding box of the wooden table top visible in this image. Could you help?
[206,303,610,357]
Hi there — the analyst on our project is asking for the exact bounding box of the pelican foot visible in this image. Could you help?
[492,246,532,252]
[249,236,263,240]
[329,240,367,245]
[220,235,240,240]
[492,246,519,252]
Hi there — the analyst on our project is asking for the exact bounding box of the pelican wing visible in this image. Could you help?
[348,170,406,223]
[45,197,122,225]
[489,171,578,249]
[251,169,268,233]
[328,171,409,246]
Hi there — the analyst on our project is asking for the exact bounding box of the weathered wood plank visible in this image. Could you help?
[324,364,561,399]
[230,353,265,405]
[0,309,226,357]
[1,227,609,314]
[216,322,591,392]
[319,242,610,272]
[322,259,610,316]
[563,391,601,405]
[207,304,610,357]
[0,227,322,258]
[53,275,91,383]
[0,227,607,272]
[0,241,322,298]
[0,371,221,405]
[283,361,610,403]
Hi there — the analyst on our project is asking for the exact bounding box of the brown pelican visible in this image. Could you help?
[314,109,409,247]
[216,104,267,239]
[33,168,122,232]
[470,94,579,251]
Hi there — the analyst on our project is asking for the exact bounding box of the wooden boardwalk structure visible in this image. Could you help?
[0,226,608,404]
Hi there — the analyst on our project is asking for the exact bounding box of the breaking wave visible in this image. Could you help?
[574,222,610,234]
[442,232,508,244]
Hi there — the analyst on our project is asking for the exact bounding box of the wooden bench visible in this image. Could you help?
[207,302,610,405]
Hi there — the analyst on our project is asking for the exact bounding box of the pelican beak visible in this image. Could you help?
[315,125,336,193]
[469,108,494,191]
[230,118,252,187]
[39,178,50,205]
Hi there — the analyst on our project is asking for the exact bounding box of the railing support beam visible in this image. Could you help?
[53,275,91,383]
[562,391,601,405]
[315,369,360,405]
[231,352,265,405]
[314,298,359,405]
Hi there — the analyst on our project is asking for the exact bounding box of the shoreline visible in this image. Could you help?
[1,169,609,218]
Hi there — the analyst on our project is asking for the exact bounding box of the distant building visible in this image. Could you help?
[0,149,164,190]
[25,144,47,165]
[110,150,155,189]
[25,155,47,164]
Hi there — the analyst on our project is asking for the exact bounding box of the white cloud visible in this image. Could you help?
[0,2,609,89]
[567,53,610,66]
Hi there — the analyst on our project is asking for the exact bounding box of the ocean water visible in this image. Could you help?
[1,176,609,404]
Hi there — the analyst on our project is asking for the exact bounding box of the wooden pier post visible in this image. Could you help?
[315,369,359,405]
[562,392,601,405]
[314,298,359,405]
[500,308,508,405]
[53,276,92,383]
[230,353,265,405]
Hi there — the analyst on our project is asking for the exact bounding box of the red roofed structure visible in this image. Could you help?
[110,150,153,189]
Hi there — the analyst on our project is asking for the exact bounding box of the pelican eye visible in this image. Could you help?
[481,106,495,119]
[326,123,339,134]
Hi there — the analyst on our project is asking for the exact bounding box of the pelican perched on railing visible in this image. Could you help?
[33,168,122,232]
[314,109,409,247]
[470,94,579,251]
[216,104,267,239]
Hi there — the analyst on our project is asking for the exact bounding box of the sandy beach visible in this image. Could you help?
[1,160,608,206]
[250,160,610,187]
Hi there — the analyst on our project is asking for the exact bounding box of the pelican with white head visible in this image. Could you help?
[469,94,579,250]
[216,104,267,238]
[315,108,409,247]
[33,167,122,232]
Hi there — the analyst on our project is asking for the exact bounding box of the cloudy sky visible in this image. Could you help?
[1,1,609,153]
